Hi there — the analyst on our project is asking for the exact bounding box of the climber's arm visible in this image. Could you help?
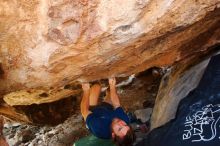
[109,78,121,108]
[80,83,92,121]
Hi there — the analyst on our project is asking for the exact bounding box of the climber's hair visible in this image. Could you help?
[112,125,136,146]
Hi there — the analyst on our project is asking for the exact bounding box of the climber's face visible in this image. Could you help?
[111,118,130,138]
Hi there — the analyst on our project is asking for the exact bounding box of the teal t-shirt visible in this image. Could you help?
[74,134,116,146]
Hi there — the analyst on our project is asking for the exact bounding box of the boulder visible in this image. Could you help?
[0,0,220,124]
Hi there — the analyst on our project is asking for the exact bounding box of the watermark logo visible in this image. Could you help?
[183,104,220,142]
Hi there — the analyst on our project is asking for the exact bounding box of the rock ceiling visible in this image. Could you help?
[0,0,220,124]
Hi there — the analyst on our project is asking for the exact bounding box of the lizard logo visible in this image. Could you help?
[183,104,220,142]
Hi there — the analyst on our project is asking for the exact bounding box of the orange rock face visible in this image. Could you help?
[0,0,220,106]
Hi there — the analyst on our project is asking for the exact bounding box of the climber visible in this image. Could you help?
[80,77,136,146]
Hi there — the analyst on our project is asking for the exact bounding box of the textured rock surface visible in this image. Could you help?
[0,0,220,124]
[1,0,220,104]
[3,115,88,146]
[134,108,152,123]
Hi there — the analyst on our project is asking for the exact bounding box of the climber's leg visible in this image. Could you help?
[89,84,101,106]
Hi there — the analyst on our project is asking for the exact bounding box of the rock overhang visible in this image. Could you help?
[0,0,220,124]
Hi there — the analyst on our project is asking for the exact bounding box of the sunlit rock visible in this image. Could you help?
[0,0,220,124]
